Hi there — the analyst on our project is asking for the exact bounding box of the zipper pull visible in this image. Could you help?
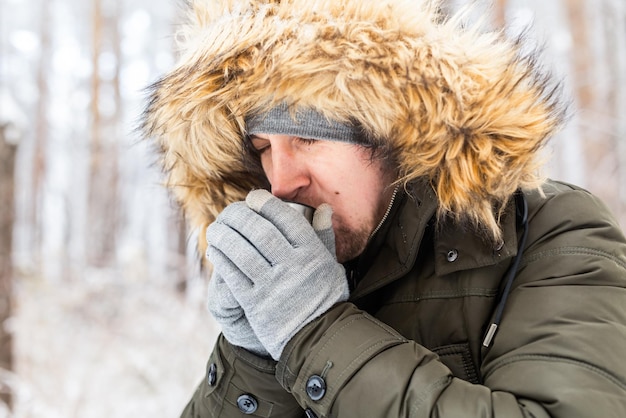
[348,267,357,292]
[482,323,498,347]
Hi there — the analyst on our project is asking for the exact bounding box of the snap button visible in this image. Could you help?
[305,408,319,418]
[237,394,258,414]
[206,363,217,386]
[306,375,326,401]
[446,249,458,262]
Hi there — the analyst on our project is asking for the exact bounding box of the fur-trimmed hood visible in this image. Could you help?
[142,0,565,252]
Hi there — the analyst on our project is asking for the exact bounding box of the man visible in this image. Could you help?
[142,0,626,416]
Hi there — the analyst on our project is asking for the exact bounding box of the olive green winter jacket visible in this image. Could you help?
[139,1,626,416]
[181,179,626,417]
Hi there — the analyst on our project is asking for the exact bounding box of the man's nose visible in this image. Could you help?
[266,141,310,200]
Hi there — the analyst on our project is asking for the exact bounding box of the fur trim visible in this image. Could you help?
[142,0,565,252]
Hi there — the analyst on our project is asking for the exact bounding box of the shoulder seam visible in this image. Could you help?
[521,246,626,271]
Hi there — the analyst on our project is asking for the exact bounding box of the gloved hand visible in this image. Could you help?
[207,271,269,357]
[206,189,349,360]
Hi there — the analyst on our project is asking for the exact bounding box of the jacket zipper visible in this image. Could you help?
[368,185,399,242]
[347,185,399,292]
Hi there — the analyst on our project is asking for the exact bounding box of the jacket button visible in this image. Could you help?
[237,394,258,414]
[206,363,217,386]
[446,249,458,262]
[306,375,326,401]
[305,408,319,418]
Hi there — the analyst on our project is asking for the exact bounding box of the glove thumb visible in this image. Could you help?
[312,203,336,258]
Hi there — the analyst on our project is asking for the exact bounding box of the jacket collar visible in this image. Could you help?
[350,179,519,301]
[434,200,518,276]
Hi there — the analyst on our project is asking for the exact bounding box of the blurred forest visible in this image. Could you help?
[1,0,625,417]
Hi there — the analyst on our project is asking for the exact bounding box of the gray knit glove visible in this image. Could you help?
[206,189,349,360]
[207,272,269,357]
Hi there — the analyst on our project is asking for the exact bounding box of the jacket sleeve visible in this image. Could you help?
[275,185,626,418]
[181,334,304,417]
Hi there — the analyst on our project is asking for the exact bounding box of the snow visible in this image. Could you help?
[5,272,218,418]
[1,0,624,416]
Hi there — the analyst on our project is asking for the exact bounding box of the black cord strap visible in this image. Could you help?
[483,193,529,348]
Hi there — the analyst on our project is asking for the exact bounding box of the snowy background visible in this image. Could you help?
[0,0,624,417]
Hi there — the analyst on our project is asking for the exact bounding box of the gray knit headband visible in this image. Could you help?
[245,103,362,144]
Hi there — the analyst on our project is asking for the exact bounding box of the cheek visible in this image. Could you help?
[330,171,380,217]
[331,189,377,231]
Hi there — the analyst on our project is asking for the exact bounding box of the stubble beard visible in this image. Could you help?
[334,223,371,264]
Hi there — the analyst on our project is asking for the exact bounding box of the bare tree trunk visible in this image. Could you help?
[87,0,120,267]
[87,0,104,266]
[565,0,621,221]
[32,2,51,268]
[174,212,189,294]
[493,0,507,29]
[0,125,18,410]
[564,0,608,192]
[566,0,593,108]
[108,0,122,262]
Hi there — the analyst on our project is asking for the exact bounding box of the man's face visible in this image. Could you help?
[249,134,396,263]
